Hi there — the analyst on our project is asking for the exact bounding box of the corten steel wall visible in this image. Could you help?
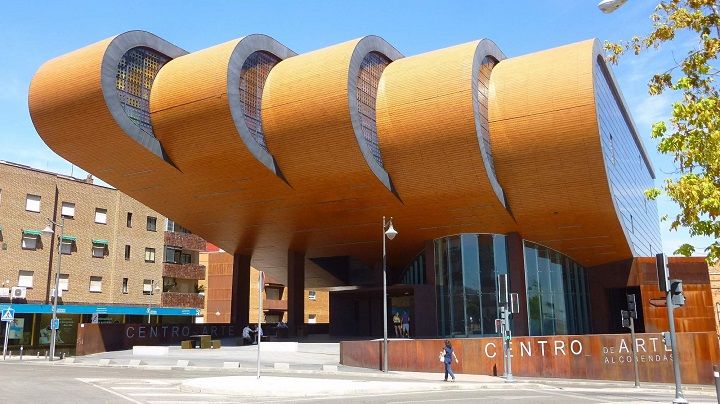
[587,257,714,334]
[341,332,720,384]
[489,39,640,268]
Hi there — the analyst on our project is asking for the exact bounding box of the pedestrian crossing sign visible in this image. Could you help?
[1,308,14,322]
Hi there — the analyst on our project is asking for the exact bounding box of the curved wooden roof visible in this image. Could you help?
[488,39,632,267]
[30,33,655,284]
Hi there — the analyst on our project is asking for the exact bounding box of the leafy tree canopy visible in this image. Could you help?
[605,0,720,264]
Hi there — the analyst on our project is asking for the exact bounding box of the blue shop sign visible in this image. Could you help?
[0,304,200,316]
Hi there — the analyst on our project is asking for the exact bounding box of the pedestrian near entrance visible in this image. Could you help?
[242,325,253,345]
[401,311,410,338]
[393,312,401,337]
[440,339,459,382]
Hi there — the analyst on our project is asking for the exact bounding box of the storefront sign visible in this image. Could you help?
[340,332,720,384]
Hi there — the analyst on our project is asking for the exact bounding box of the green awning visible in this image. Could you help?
[61,235,77,242]
[23,229,42,236]
[0,225,3,231]
[92,239,109,246]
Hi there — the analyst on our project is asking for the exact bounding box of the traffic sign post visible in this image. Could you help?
[656,253,687,403]
[626,294,639,388]
[2,307,14,360]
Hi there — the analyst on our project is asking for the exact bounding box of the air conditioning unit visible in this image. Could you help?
[11,287,26,299]
[0,288,9,298]
[50,288,63,298]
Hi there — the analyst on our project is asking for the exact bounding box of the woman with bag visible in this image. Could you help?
[440,339,459,381]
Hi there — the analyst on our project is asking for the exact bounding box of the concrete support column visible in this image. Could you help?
[230,253,251,326]
[287,250,305,337]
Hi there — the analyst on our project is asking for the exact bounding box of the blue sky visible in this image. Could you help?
[0,1,711,256]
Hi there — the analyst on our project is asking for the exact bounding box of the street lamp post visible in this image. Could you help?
[382,216,397,373]
[147,281,161,323]
[42,217,64,362]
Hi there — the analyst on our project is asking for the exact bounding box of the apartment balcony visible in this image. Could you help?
[161,292,204,309]
[163,263,206,280]
[263,299,287,311]
[164,231,206,251]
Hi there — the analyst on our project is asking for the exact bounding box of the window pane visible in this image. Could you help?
[92,245,105,258]
[25,195,40,212]
[122,278,129,294]
[147,216,157,231]
[60,241,72,255]
[95,208,107,224]
[22,236,38,250]
[145,248,155,262]
[61,202,75,218]
[18,271,34,288]
[59,274,69,291]
[89,276,102,292]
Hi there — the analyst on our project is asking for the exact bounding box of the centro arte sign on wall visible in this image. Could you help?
[340,332,720,384]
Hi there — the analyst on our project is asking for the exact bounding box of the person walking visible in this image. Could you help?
[440,339,459,382]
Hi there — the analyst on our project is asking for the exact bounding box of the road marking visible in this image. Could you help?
[77,379,144,404]
[128,393,217,397]
[112,387,178,391]
[536,388,609,402]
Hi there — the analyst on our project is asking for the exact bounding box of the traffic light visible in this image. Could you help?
[621,310,631,328]
[661,331,672,349]
[670,279,685,307]
[627,294,637,319]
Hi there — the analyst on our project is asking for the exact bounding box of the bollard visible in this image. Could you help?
[36,352,39,358]
[714,365,720,404]
[44,350,48,359]
[61,352,65,360]
[19,346,22,361]
[8,351,11,359]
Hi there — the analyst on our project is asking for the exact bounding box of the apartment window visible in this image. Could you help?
[266,288,281,300]
[21,230,40,250]
[59,236,75,255]
[308,290,317,301]
[92,240,108,258]
[308,314,317,324]
[59,274,69,291]
[89,276,102,293]
[126,212,133,228]
[18,270,33,288]
[143,279,154,295]
[164,246,181,264]
[25,194,41,212]
[122,278,129,294]
[145,248,156,263]
[0,188,3,205]
[61,202,75,218]
[95,208,107,224]
[124,245,131,261]
[146,216,157,232]
[180,253,192,264]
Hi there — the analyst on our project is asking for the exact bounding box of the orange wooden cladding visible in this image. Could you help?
[489,39,630,267]
[30,32,646,284]
[341,332,720,384]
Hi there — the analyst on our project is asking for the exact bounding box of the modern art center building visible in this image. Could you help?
[28,31,712,342]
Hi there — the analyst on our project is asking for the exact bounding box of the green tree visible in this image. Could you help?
[605,0,720,264]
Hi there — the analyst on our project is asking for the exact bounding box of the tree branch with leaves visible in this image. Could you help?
[605,0,720,264]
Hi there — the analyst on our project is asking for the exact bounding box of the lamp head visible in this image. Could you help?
[385,222,398,240]
[42,224,54,236]
[597,0,627,13]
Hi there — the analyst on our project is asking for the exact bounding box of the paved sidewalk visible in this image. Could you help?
[7,341,716,400]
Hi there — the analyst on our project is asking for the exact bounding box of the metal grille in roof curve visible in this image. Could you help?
[356,51,391,167]
[115,47,170,137]
[477,56,498,178]
[240,51,281,151]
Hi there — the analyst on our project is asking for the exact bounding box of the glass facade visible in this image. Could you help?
[524,241,590,336]
[594,57,662,258]
[401,251,426,285]
[435,234,508,337]
[476,56,498,177]
[116,47,170,137]
[240,51,281,151]
[356,51,391,167]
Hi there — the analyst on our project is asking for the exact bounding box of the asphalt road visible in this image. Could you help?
[1,362,716,403]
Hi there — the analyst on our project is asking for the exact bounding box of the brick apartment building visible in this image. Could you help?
[199,246,329,327]
[0,161,205,348]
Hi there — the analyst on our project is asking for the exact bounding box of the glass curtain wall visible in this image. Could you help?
[524,241,590,336]
[435,234,508,337]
